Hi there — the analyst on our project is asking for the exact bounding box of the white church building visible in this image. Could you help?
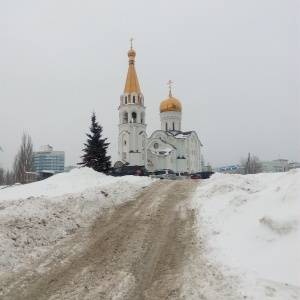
[118,44,203,174]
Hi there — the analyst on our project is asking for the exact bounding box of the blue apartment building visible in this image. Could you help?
[34,145,65,176]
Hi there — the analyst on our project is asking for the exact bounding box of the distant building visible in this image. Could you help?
[215,165,241,174]
[288,162,300,170]
[262,159,289,173]
[23,172,39,184]
[34,145,65,176]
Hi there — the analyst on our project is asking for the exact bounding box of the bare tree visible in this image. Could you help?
[240,154,263,174]
[4,170,15,185]
[13,132,35,184]
[0,168,4,185]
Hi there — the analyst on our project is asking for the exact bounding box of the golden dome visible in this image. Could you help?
[160,91,182,113]
[128,49,136,57]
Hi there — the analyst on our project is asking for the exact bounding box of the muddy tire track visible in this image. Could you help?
[1,180,199,300]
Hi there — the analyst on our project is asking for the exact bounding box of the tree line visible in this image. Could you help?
[0,112,112,185]
[0,133,35,185]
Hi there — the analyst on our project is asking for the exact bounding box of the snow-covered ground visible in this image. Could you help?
[0,167,299,298]
[190,169,300,299]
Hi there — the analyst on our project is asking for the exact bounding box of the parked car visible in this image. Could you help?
[154,169,177,180]
[148,172,156,178]
[175,172,190,179]
[110,165,149,177]
[195,171,215,179]
[190,173,202,179]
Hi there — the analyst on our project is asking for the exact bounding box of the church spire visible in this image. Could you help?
[124,38,141,94]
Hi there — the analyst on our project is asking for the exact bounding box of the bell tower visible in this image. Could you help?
[118,39,147,166]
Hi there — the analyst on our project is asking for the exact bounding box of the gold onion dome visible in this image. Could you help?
[160,91,182,113]
[128,49,136,57]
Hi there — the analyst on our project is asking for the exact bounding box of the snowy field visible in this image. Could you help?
[0,167,299,299]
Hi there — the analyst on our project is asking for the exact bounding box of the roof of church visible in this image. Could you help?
[159,91,182,113]
[165,130,203,145]
[165,130,193,139]
[124,48,141,94]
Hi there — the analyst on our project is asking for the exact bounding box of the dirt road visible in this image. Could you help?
[1,179,202,299]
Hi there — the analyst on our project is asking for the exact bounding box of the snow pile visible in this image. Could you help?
[0,168,153,274]
[191,169,300,297]
[1,167,299,298]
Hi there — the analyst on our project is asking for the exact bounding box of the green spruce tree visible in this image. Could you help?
[78,112,111,172]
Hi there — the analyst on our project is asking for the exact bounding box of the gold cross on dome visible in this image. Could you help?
[167,80,173,91]
[129,37,134,49]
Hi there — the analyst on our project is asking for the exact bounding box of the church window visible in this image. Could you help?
[123,112,128,123]
[131,112,137,123]
[154,143,159,149]
[173,123,175,130]
[133,96,136,103]
[124,140,126,145]
[125,96,128,104]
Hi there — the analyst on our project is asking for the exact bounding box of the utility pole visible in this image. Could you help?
[245,153,250,174]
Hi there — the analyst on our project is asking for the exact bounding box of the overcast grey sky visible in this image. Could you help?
[1,0,299,170]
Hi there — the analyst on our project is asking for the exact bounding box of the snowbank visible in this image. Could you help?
[0,168,153,274]
[191,170,300,288]
[1,167,299,299]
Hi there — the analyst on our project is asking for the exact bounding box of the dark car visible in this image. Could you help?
[110,165,149,177]
[190,173,202,179]
[195,171,215,179]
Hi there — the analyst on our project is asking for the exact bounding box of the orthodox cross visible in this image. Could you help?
[129,37,134,49]
[167,80,173,92]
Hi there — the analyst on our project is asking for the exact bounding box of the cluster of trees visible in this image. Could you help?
[0,133,35,185]
[0,169,15,185]
[0,112,112,186]
[240,154,263,174]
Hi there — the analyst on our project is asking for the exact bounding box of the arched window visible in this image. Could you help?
[133,96,136,103]
[131,112,137,123]
[123,112,128,123]
[125,96,128,104]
